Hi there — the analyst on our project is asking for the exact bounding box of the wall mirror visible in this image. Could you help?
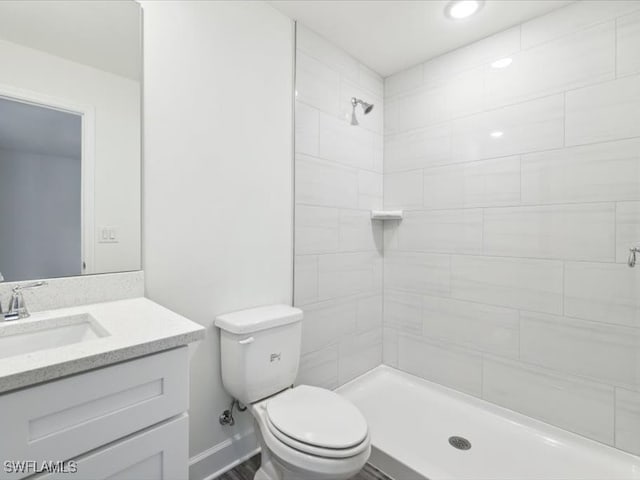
[0,0,142,282]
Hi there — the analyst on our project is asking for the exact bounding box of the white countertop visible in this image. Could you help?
[0,297,205,393]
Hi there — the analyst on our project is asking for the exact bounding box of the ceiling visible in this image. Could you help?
[270,0,573,77]
[0,0,141,81]
[0,97,81,160]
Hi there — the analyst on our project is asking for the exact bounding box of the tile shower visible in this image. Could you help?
[294,0,640,457]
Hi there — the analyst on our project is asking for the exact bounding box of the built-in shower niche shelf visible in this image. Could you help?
[370,210,403,221]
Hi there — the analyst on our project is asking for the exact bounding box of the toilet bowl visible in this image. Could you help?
[250,385,371,480]
[215,305,371,480]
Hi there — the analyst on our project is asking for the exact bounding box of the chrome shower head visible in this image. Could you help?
[350,97,374,125]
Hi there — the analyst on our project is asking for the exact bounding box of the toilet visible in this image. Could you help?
[215,304,371,480]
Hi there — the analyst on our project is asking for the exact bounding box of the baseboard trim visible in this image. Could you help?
[189,430,259,480]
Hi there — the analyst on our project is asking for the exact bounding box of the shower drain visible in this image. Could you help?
[448,436,472,450]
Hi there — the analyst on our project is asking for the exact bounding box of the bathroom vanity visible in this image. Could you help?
[0,298,205,480]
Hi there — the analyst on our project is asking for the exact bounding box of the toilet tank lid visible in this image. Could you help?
[215,304,303,334]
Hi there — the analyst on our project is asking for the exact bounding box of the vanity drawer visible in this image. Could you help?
[33,414,189,480]
[0,347,188,479]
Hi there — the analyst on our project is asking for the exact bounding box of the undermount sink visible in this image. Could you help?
[0,313,109,359]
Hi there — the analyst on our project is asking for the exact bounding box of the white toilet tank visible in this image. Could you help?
[215,305,303,404]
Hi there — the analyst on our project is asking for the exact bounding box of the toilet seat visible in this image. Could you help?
[263,385,369,459]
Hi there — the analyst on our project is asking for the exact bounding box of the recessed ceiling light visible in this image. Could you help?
[445,0,483,20]
[490,131,504,138]
[491,57,513,69]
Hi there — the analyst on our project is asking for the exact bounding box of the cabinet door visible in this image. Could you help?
[34,414,189,480]
[0,347,188,480]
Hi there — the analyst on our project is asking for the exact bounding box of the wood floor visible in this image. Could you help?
[218,454,393,480]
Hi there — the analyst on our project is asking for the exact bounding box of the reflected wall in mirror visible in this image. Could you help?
[0,0,141,282]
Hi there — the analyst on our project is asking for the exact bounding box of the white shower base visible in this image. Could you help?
[338,366,640,480]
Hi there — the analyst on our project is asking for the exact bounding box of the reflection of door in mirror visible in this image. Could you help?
[0,95,90,282]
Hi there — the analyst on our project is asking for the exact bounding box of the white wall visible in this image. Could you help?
[293,25,384,389]
[141,1,293,477]
[0,38,141,275]
[383,0,640,455]
[0,148,81,281]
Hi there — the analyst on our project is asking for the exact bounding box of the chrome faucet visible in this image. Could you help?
[2,281,47,321]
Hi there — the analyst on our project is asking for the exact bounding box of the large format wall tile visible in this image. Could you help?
[384,289,423,335]
[483,359,615,444]
[450,255,563,314]
[384,122,451,173]
[296,155,358,208]
[423,156,520,209]
[615,387,640,455]
[451,94,564,163]
[521,139,640,204]
[521,0,640,49]
[483,203,615,261]
[616,202,640,263]
[397,209,483,254]
[520,311,640,387]
[564,262,640,327]
[338,328,382,384]
[398,334,483,396]
[617,10,640,77]
[294,255,318,306]
[295,205,340,255]
[565,74,640,146]
[296,51,340,116]
[486,21,615,108]
[318,251,381,301]
[297,345,339,390]
[297,24,359,83]
[319,112,375,170]
[383,169,423,209]
[422,295,519,358]
[295,102,319,156]
[300,297,358,354]
[384,251,450,296]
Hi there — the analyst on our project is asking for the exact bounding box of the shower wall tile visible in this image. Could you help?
[318,251,382,301]
[300,296,358,354]
[296,51,340,116]
[318,112,375,170]
[521,0,640,49]
[396,209,483,255]
[421,27,520,88]
[338,328,382,384]
[483,203,616,262]
[422,156,520,209]
[422,295,519,359]
[384,289,423,334]
[340,78,383,134]
[339,209,382,253]
[617,10,640,77]
[520,311,640,387]
[565,74,640,146]
[297,345,339,390]
[564,261,640,327]
[450,94,564,163]
[485,21,615,109]
[398,334,483,396]
[384,122,451,173]
[293,255,318,306]
[383,169,423,209]
[521,139,640,204]
[616,202,640,263]
[357,170,383,210]
[384,251,450,296]
[450,255,563,314]
[384,64,422,98]
[358,64,384,98]
[383,0,640,453]
[295,102,319,156]
[297,24,359,83]
[615,387,640,455]
[295,155,358,208]
[295,26,383,389]
[295,205,340,255]
[482,358,615,445]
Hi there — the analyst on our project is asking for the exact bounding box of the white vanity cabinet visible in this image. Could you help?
[0,347,190,480]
